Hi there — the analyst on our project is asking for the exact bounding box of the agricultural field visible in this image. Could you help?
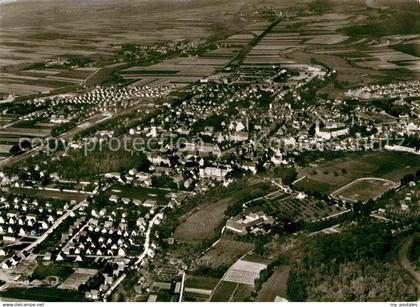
[0,0,259,99]
[230,284,254,302]
[58,268,98,291]
[295,151,420,196]
[185,275,219,291]
[120,46,237,88]
[222,259,267,286]
[197,238,254,268]
[0,67,95,97]
[256,266,290,302]
[210,281,238,302]
[183,275,219,301]
[0,287,86,302]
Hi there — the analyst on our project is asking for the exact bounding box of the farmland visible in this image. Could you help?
[0,287,86,302]
[256,266,290,302]
[197,238,254,268]
[58,268,98,291]
[0,0,256,99]
[185,275,219,290]
[210,281,238,302]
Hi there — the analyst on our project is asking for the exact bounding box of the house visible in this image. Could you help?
[132,199,142,206]
[271,149,283,165]
[109,195,118,203]
[229,131,248,142]
[118,248,126,257]
[1,260,12,270]
[226,218,247,235]
[3,236,16,243]
[147,152,171,166]
[315,121,348,140]
[181,141,222,157]
[242,161,257,174]
[226,211,274,235]
[199,165,231,179]
[143,199,157,208]
[89,290,99,300]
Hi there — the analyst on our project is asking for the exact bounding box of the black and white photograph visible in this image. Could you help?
[0,0,419,304]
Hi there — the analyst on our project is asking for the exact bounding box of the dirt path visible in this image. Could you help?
[398,237,420,291]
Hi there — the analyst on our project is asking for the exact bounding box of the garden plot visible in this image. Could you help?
[223,259,267,285]
[58,268,98,290]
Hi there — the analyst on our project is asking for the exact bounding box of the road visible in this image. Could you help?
[178,271,186,302]
[0,200,84,285]
[22,200,84,253]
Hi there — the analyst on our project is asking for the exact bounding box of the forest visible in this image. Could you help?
[287,222,418,301]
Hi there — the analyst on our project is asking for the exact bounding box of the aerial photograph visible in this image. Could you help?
[0,0,419,304]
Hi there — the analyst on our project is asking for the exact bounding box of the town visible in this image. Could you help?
[0,0,419,303]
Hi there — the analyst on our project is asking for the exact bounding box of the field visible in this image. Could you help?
[58,268,98,291]
[230,284,253,302]
[197,238,254,268]
[31,263,74,281]
[305,34,349,45]
[106,184,170,203]
[332,178,398,203]
[210,281,238,302]
[10,187,88,202]
[0,0,261,98]
[256,266,290,302]
[295,151,420,196]
[185,275,219,290]
[183,275,219,301]
[121,51,235,88]
[0,287,86,302]
[223,259,267,285]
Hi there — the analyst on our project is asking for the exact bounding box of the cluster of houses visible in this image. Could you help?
[62,206,149,259]
[345,80,420,100]
[84,260,128,300]
[0,195,70,245]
